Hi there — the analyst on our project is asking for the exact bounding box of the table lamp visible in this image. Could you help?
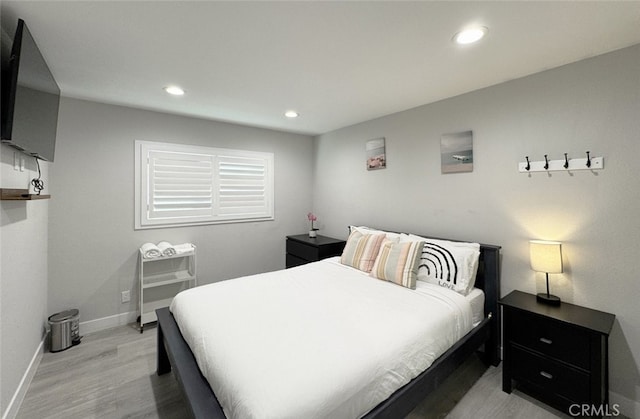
[530,240,563,305]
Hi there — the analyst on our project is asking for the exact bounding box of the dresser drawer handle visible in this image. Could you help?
[539,337,553,345]
[539,371,553,380]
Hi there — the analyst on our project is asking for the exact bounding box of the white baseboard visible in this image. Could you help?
[79,311,137,335]
[1,337,44,419]
[610,391,640,418]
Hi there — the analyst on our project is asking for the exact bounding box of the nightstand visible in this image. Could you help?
[286,234,346,268]
[500,290,615,416]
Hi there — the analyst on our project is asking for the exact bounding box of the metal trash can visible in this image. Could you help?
[48,309,81,352]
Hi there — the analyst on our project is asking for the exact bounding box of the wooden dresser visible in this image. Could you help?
[500,290,615,416]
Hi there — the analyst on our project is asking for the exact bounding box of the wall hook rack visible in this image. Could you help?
[519,153,604,173]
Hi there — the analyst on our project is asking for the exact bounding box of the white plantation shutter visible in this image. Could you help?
[135,141,274,229]
[148,150,214,222]
[216,154,272,218]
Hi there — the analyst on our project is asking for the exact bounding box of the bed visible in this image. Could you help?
[156,230,501,419]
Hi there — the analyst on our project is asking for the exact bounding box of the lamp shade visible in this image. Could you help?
[530,240,563,274]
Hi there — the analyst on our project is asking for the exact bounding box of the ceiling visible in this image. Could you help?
[2,1,640,136]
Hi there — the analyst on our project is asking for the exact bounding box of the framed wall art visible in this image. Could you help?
[441,131,473,173]
[366,137,386,170]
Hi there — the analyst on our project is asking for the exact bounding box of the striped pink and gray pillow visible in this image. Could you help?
[340,231,386,272]
[370,240,424,289]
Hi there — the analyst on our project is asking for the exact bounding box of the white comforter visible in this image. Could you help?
[170,257,473,419]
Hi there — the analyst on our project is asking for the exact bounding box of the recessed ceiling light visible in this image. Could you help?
[284,110,299,118]
[453,27,488,45]
[164,85,185,96]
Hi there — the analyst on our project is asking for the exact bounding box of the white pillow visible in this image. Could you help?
[349,226,401,242]
[400,233,480,296]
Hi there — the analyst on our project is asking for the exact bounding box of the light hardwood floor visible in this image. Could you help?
[17,324,569,419]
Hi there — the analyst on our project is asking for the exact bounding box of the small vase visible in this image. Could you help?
[309,230,317,238]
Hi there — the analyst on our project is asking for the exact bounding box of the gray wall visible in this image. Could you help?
[0,15,50,415]
[313,45,640,415]
[0,144,50,414]
[49,98,314,324]
[1,96,314,415]
[2,38,638,418]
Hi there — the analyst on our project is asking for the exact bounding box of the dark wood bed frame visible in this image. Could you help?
[156,238,501,419]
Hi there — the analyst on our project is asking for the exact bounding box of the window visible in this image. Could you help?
[135,141,274,229]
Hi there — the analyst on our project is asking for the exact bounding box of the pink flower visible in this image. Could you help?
[307,212,318,230]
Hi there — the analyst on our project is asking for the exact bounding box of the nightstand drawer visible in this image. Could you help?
[285,253,307,268]
[511,345,590,403]
[286,239,320,261]
[506,308,590,370]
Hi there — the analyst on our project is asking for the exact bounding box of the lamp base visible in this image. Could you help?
[536,293,561,306]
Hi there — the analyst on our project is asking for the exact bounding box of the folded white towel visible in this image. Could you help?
[174,243,195,255]
[140,243,162,259]
[157,241,176,257]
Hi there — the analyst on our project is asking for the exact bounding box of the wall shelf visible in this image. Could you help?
[0,188,50,200]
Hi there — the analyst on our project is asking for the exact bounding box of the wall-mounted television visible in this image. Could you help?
[1,18,60,162]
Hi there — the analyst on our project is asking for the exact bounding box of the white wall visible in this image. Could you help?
[313,45,640,415]
[0,144,49,416]
[49,98,314,325]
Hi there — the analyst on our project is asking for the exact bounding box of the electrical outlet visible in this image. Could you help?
[13,152,19,171]
[19,157,25,172]
[121,290,131,303]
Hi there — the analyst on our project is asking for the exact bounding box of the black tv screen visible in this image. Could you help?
[1,19,60,161]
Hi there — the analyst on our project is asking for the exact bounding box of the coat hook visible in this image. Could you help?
[525,156,530,171]
[544,154,549,170]
[586,151,591,168]
[564,153,569,169]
